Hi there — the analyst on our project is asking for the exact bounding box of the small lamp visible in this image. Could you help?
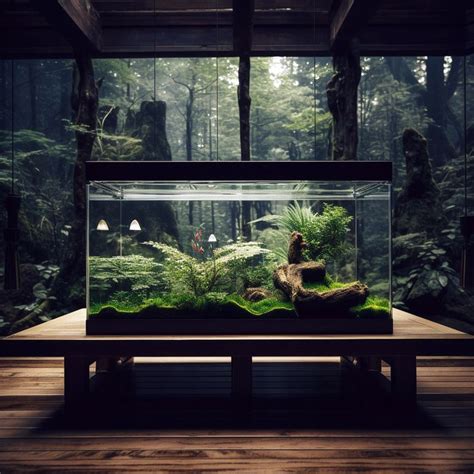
[208,234,217,244]
[96,219,109,231]
[129,219,141,231]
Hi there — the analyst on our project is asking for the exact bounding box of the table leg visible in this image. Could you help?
[340,356,385,402]
[358,356,382,372]
[64,356,91,410]
[96,356,134,373]
[390,355,417,405]
[231,356,252,403]
[340,356,381,372]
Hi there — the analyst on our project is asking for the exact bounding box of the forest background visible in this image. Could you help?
[0,55,473,333]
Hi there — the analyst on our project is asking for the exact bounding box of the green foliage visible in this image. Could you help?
[350,296,390,319]
[279,202,353,262]
[144,241,270,297]
[89,255,163,296]
[90,291,295,319]
[240,263,275,290]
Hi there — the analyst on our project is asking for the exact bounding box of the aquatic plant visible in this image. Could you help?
[144,240,269,297]
[250,202,353,264]
[279,202,353,262]
[89,255,163,297]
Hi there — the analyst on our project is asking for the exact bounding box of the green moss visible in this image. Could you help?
[90,291,296,320]
[90,274,391,321]
[303,274,353,293]
[351,296,390,319]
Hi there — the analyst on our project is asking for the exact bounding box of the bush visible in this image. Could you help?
[279,202,353,262]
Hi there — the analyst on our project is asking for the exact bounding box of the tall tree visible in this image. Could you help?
[28,62,37,130]
[326,39,361,160]
[0,61,6,130]
[238,56,252,240]
[53,52,98,309]
[385,56,462,165]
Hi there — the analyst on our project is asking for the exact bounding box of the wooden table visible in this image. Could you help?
[1,308,473,408]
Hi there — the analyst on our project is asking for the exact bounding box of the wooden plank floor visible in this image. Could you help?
[0,357,473,472]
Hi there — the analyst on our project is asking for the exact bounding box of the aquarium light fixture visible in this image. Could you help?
[96,219,109,231]
[129,219,141,231]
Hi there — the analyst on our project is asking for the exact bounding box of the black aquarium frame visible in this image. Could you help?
[86,160,393,335]
[85,160,392,182]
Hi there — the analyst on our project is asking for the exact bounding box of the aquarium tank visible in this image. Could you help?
[86,161,392,334]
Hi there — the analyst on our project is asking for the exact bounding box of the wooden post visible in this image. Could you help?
[96,356,134,373]
[231,356,252,403]
[64,356,91,410]
[390,355,417,406]
[358,356,382,372]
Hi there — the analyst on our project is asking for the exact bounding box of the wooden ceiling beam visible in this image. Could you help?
[330,0,380,49]
[233,0,255,53]
[30,0,102,52]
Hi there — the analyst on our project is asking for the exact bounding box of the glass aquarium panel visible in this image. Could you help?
[87,167,392,334]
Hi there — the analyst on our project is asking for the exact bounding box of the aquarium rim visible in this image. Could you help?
[86,161,392,182]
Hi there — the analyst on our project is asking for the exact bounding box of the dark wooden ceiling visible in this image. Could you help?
[0,0,471,58]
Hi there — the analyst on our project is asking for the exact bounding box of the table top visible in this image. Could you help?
[1,308,473,357]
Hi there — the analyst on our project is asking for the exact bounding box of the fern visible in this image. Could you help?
[144,241,269,297]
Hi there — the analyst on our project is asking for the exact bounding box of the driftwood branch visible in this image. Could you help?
[273,231,368,317]
[274,263,368,318]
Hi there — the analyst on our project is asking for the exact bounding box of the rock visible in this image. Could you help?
[242,287,273,302]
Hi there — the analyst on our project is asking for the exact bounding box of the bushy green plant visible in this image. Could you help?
[144,241,269,297]
[240,259,276,290]
[89,255,163,297]
[279,202,353,262]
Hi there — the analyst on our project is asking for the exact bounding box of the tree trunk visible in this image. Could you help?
[230,202,238,241]
[326,39,361,160]
[185,88,194,162]
[238,56,252,240]
[53,52,98,309]
[238,56,251,161]
[28,63,37,130]
[393,128,446,237]
[426,57,456,165]
[187,87,194,225]
[59,66,71,141]
[0,61,6,130]
[126,59,131,101]
[98,105,120,134]
[134,101,172,161]
[385,56,461,165]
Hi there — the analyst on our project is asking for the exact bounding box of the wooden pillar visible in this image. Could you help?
[390,355,417,405]
[96,356,134,373]
[64,356,91,410]
[357,356,382,372]
[231,356,252,402]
